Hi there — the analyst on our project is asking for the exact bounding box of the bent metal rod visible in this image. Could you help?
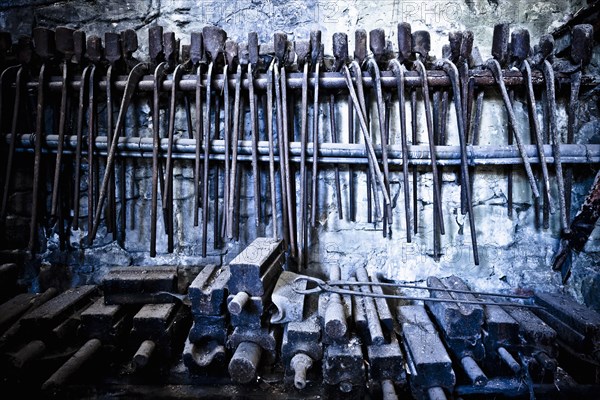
[292,276,542,309]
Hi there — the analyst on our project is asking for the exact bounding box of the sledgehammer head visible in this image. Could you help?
[571,24,593,67]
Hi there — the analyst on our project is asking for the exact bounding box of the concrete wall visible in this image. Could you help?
[1,0,599,307]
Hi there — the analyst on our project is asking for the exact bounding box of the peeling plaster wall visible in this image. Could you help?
[1,0,599,308]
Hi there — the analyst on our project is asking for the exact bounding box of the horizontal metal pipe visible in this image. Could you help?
[28,70,599,93]
[10,134,600,166]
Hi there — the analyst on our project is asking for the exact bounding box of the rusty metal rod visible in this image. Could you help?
[30,70,599,92]
[28,63,47,254]
[12,134,600,165]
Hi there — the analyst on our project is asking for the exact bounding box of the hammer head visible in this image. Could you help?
[190,32,203,65]
[411,30,430,58]
[571,24,593,67]
[248,31,259,66]
[17,35,33,65]
[332,32,348,71]
[274,32,287,62]
[225,39,238,68]
[460,30,474,62]
[492,23,509,65]
[86,35,103,64]
[397,22,412,63]
[354,29,367,64]
[369,28,386,62]
[73,30,86,64]
[510,28,530,63]
[104,32,121,65]
[55,26,75,58]
[163,32,177,67]
[120,29,138,57]
[448,30,462,62]
[148,25,164,64]
[32,27,55,61]
[203,25,227,63]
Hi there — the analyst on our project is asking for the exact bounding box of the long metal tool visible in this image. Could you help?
[227,49,243,240]
[163,32,184,253]
[72,31,89,231]
[149,25,168,257]
[266,59,278,238]
[292,276,540,309]
[201,25,226,256]
[104,32,122,240]
[392,22,412,241]
[28,34,49,254]
[542,59,568,233]
[343,63,389,208]
[485,59,540,199]
[50,27,74,220]
[310,30,321,228]
[412,31,445,239]
[247,32,262,231]
[368,28,392,233]
[90,62,149,244]
[389,59,411,242]
[331,32,347,221]
[279,56,297,257]
[85,36,102,244]
[191,31,203,228]
[119,29,140,242]
[221,39,236,240]
[353,29,380,223]
[513,29,553,228]
[274,32,290,247]
[296,40,310,269]
[1,35,33,225]
[436,59,479,265]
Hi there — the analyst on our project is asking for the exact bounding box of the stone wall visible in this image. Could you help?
[1,0,599,308]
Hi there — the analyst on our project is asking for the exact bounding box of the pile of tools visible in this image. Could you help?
[0,23,596,266]
[1,240,600,398]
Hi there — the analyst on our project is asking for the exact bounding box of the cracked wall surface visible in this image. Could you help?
[1,0,599,308]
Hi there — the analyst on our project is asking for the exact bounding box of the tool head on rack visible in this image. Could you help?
[448,30,462,63]
[86,35,103,64]
[294,40,310,69]
[411,30,430,60]
[247,31,259,69]
[163,31,177,69]
[510,28,530,65]
[332,32,348,72]
[354,28,367,66]
[55,26,75,62]
[310,30,322,70]
[460,30,474,65]
[120,29,137,58]
[570,24,593,68]
[33,27,55,62]
[202,25,226,67]
[225,39,238,69]
[397,22,412,64]
[104,32,122,66]
[369,28,385,64]
[190,32,203,67]
[492,23,510,66]
[149,25,164,65]
[273,32,287,65]
[73,30,86,65]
